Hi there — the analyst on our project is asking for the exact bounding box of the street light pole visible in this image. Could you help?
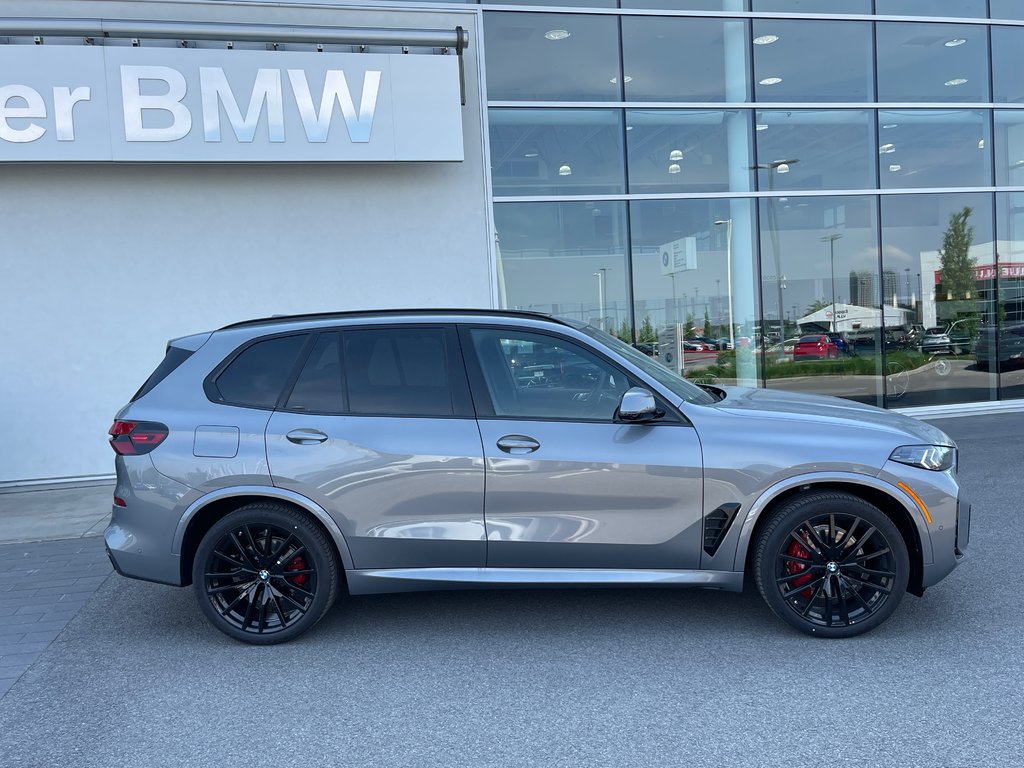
[751,159,798,342]
[713,218,735,350]
[594,268,607,331]
[821,233,843,333]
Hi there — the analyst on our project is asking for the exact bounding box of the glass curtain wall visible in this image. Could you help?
[483,3,1022,408]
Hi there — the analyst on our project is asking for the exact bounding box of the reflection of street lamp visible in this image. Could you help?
[821,233,843,333]
[594,268,607,331]
[714,218,735,350]
[751,159,799,339]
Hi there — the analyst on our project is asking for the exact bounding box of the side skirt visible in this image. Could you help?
[346,567,744,595]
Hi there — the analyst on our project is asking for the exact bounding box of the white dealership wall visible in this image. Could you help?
[0,0,494,484]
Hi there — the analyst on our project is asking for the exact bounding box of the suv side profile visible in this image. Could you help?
[107,310,969,644]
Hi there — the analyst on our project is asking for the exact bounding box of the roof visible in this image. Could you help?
[218,308,572,331]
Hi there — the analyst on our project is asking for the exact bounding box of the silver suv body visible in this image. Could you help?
[106,310,969,643]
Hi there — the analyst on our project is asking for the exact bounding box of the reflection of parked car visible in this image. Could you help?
[633,342,658,357]
[847,328,904,353]
[975,324,1024,370]
[921,327,952,355]
[827,333,850,356]
[945,319,974,355]
[793,334,839,360]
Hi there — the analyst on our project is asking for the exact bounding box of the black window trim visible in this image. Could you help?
[458,324,688,426]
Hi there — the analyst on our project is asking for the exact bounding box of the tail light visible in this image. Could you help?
[108,420,168,455]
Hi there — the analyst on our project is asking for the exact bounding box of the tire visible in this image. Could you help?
[753,492,909,638]
[192,502,339,644]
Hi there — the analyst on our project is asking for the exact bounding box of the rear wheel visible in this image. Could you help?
[193,502,339,644]
[754,492,909,638]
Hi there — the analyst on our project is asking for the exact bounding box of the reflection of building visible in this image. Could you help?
[798,303,911,333]
[848,270,897,308]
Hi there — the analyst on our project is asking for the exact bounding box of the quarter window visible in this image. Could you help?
[214,334,308,408]
[286,332,344,413]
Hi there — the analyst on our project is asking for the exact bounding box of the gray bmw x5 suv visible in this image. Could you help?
[106,310,969,643]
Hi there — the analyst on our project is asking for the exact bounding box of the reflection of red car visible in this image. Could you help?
[793,334,839,360]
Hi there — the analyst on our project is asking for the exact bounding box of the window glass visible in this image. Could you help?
[878,110,991,189]
[470,328,629,421]
[215,335,308,408]
[483,13,620,101]
[343,329,454,416]
[752,20,873,103]
[483,0,615,6]
[626,110,753,193]
[994,111,1024,185]
[881,193,997,406]
[875,0,986,17]
[495,201,629,334]
[622,1,748,9]
[489,109,625,196]
[629,198,761,387]
[755,110,875,191]
[991,0,1024,20]
[992,193,1024,397]
[992,27,1024,103]
[622,16,749,103]
[876,23,989,103]
[286,332,343,413]
[752,0,871,11]
[759,195,883,406]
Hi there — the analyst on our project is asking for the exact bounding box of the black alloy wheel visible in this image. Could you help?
[193,503,339,644]
[754,492,909,638]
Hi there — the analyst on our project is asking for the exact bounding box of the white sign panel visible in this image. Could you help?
[0,45,463,162]
[659,236,697,276]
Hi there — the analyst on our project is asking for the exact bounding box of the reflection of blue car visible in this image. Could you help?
[828,334,850,355]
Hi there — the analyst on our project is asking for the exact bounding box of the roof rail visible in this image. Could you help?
[218,308,567,331]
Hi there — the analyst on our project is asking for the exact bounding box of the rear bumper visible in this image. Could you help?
[105,521,183,586]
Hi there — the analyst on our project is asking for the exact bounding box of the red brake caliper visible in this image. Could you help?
[785,537,815,599]
[286,556,309,587]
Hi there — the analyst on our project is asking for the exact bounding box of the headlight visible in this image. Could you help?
[889,445,956,471]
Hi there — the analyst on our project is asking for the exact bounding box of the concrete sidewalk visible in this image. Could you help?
[0,484,113,545]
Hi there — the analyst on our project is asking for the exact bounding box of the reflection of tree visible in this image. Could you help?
[617,317,632,343]
[938,206,978,335]
[638,316,657,344]
[805,298,829,314]
[684,313,696,339]
[703,307,712,336]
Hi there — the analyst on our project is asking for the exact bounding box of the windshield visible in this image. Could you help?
[575,324,717,405]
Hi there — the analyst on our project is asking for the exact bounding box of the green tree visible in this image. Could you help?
[938,206,979,336]
[616,317,633,343]
[805,298,829,315]
[684,313,696,339]
[703,307,712,337]
[638,316,657,343]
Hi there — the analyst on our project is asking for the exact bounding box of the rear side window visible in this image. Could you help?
[343,328,454,416]
[213,334,308,408]
[286,333,344,413]
[131,346,194,402]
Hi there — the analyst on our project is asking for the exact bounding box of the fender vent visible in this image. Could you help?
[703,503,741,557]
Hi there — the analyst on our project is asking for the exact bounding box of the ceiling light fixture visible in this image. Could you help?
[609,75,633,84]
[668,163,681,174]
[945,78,968,87]
[889,164,902,172]
[879,143,896,154]
[775,163,790,174]
[882,123,899,129]
[524,151,539,158]
[945,38,967,47]
[544,29,570,41]
[756,124,769,131]
[978,139,986,149]
[669,149,683,161]
[759,77,783,86]
[753,35,779,45]
[558,164,572,176]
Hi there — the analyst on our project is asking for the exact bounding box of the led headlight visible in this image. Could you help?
[889,445,956,471]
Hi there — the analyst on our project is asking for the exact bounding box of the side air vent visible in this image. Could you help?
[703,503,741,557]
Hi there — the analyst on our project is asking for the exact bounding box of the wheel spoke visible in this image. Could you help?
[829,514,837,547]
[274,568,315,577]
[281,545,307,568]
[843,574,892,595]
[844,546,891,564]
[208,581,254,595]
[788,531,823,561]
[219,585,252,617]
[849,585,874,611]
[277,590,310,614]
[212,549,253,572]
[838,587,851,625]
[782,574,825,600]
[229,532,256,567]
[256,588,268,634]
[851,565,897,578]
[801,522,830,554]
[241,590,257,629]
[839,526,876,561]
[800,582,825,617]
[779,553,815,566]
[281,582,315,600]
[270,533,295,561]
[776,566,824,585]
[824,581,833,627]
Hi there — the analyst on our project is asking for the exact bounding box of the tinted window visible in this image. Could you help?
[343,328,454,416]
[470,328,630,421]
[215,335,308,408]
[286,332,343,413]
[131,345,193,402]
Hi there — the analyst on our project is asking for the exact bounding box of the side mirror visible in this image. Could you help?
[616,387,662,423]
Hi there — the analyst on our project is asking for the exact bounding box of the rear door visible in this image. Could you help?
[463,326,704,570]
[266,325,486,569]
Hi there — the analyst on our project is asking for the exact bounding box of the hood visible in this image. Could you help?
[705,386,954,446]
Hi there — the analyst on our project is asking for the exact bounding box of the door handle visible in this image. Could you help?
[496,435,540,454]
[286,428,329,445]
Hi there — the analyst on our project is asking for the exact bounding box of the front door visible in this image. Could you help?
[463,326,704,570]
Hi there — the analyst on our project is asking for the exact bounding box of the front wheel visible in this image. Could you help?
[753,492,909,638]
[193,502,339,644]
